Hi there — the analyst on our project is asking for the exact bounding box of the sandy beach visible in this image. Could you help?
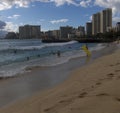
[0,44,120,113]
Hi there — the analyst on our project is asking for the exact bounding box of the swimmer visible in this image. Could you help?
[57,50,61,57]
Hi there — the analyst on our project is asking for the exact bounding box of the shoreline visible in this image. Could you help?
[0,43,120,113]
[0,42,116,80]
[0,42,119,111]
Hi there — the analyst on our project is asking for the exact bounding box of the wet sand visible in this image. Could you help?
[0,54,87,108]
[0,43,119,113]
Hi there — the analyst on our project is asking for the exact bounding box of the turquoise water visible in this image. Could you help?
[0,39,106,77]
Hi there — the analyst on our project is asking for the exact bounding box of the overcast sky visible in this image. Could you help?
[0,0,120,32]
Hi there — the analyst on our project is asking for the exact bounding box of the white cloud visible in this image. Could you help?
[0,0,97,10]
[0,1,12,10]
[0,0,120,24]
[89,16,92,21]
[50,0,79,6]
[0,0,119,12]
[0,0,31,11]
[79,0,91,7]
[7,14,21,19]
[14,0,30,8]
[0,20,6,29]
[4,22,18,32]
[94,0,120,24]
[50,19,68,24]
[94,0,120,16]
[113,17,120,24]
[0,0,80,10]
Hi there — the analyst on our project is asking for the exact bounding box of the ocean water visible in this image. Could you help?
[0,39,106,77]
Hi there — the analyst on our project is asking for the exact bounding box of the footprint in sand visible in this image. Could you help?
[115,97,120,102]
[44,108,51,112]
[91,82,102,89]
[107,73,114,77]
[96,82,102,86]
[109,62,120,67]
[115,70,120,72]
[117,76,120,79]
[58,99,72,104]
[44,97,74,113]
[109,64,114,67]
[106,73,115,80]
[116,62,120,65]
[78,92,88,98]
[96,93,109,97]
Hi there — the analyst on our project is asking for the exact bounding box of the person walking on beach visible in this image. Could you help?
[82,44,91,57]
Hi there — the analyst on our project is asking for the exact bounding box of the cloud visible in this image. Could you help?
[0,0,81,10]
[89,16,92,21]
[0,0,119,12]
[49,0,79,6]
[0,1,12,10]
[79,0,91,7]
[0,21,18,37]
[94,0,120,24]
[0,20,6,29]
[50,19,68,24]
[0,0,120,23]
[94,0,120,16]
[113,17,120,24]
[0,0,94,9]
[0,0,31,11]
[7,14,21,19]
[4,22,18,32]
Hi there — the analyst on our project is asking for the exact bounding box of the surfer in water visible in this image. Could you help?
[57,50,61,57]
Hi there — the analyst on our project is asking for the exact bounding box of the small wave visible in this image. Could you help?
[0,42,107,78]
[43,40,78,46]
[89,43,106,51]
[0,40,78,51]
[0,49,85,78]
[16,40,78,50]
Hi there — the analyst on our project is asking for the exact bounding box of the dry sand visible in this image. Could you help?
[0,46,120,113]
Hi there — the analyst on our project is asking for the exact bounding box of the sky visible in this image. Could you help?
[0,0,120,35]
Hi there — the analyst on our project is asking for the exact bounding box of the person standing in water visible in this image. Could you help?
[57,50,61,57]
[82,44,91,57]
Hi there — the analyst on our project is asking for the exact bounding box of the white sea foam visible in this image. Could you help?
[90,43,106,51]
[0,40,78,51]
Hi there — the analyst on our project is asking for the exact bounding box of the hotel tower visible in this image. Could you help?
[92,8,112,35]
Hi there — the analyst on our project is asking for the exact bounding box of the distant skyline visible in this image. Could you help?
[0,0,120,34]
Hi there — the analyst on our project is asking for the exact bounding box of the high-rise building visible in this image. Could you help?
[60,26,73,39]
[86,22,92,36]
[44,30,60,39]
[101,8,112,33]
[78,26,85,36]
[92,12,101,35]
[19,25,41,39]
[92,8,112,35]
[116,22,120,31]
[52,30,60,39]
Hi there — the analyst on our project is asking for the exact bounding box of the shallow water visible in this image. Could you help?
[0,43,117,108]
[0,39,106,77]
